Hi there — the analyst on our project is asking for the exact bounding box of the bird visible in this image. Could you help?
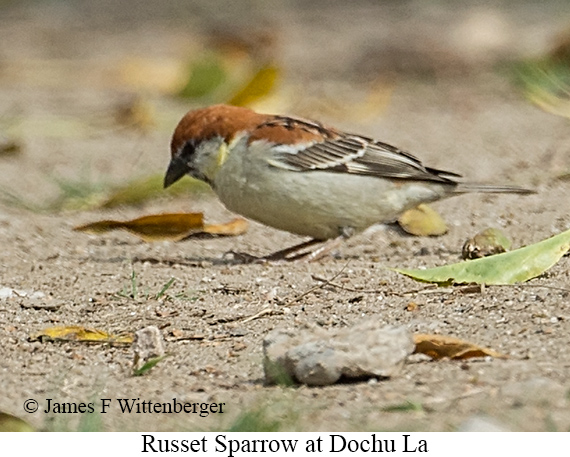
[164,104,533,261]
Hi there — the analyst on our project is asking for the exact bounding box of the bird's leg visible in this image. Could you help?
[285,235,345,262]
[262,238,324,262]
[225,239,321,264]
[228,228,352,263]
[262,227,353,262]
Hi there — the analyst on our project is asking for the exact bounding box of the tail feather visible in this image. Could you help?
[454,183,535,195]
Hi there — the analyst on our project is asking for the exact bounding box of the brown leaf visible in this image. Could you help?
[74,213,205,242]
[398,204,448,237]
[30,326,133,344]
[203,218,249,236]
[413,334,506,360]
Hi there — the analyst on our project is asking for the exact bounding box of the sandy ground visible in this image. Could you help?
[2,0,570,432]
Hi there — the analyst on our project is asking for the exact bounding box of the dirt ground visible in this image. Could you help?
[2,0,570,432]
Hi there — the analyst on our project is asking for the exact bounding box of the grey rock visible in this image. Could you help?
[132,326,165,371]
[458,415,512,432]
[263,321,414,386]
[500,377,565,407]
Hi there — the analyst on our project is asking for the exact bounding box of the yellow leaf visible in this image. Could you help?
[228,64,280,107]
[30,326,133,344]
[74,213,205,242]
[398,204,448,236]
[414,334,506,360]
[203,218,249,236]
[0,412,35,432]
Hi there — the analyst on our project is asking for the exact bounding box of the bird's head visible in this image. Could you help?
[164,104,267,188]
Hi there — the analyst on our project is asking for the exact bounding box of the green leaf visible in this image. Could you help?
[133,355,167,377]
[381,400,424,413]
[178,54,227,99]
[512,59,570,119]
[393,228,570,285]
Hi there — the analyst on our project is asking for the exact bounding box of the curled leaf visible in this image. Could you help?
[414,334,506,360]
[462,227,512,260]
[74,213,249,242]
[74,213,204,242]
[393,228,570,285]
[398,204,447,237]
[203,218,249,236]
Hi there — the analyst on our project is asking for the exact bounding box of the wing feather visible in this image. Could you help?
[259,116,458,184]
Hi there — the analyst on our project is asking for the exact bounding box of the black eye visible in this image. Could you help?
[179,139,196,159]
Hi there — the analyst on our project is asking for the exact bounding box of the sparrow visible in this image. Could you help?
[164,104,533,261]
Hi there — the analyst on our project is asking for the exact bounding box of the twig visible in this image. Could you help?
[283,261,351,306]
[240,308,284,324]
[310,274,383,293]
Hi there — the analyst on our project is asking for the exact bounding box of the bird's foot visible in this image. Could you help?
[224,237,344,264]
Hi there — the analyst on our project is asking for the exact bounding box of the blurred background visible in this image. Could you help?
[1,0,570,210]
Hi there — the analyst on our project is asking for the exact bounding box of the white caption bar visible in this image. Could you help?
[3,432,565,455]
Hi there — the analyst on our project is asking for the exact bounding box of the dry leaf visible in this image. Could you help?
[203,218,249,236]
[398,204,448,236]
[413,334,506,360]
[30,326,133,344]
[74,213,249,242]
[462,227,512,260]
[74,213,205,242]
